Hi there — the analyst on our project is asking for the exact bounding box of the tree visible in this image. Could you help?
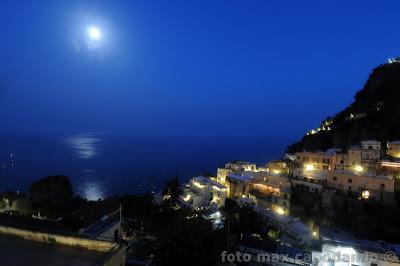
[153,209,223,265]
[162,175,182,205]
[11,197,32,216]
[29,175,73,217]
[223,198,262,237]
[119,193,158,231]
[0,199,7,209]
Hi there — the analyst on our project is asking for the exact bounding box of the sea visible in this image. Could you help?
[0,134,289,200]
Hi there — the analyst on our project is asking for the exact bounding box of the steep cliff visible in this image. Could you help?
[287,61,400,153]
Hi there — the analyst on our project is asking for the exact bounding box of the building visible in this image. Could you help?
[225,161,257,172]
[380,160,400,174]
[292,169,328,193]
[327,170,395,204]
[347,146,362,168]
[387,141,400,159]
[255,207,312,246]
[180,176,227,209]
[267,160,289,174]
[216,167,233,185]
[235,236,310,266]
[295,151,333,171]
[295,149,353,172]
[248,172,291,216]
[216,161,259,185]
[226,173,253,198]
[313,226,400,266]
[361,140,381,165]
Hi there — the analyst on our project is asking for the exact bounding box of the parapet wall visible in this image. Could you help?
[0,225,117,252]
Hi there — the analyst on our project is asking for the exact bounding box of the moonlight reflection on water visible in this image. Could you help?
[65,134,101,159]
[79,180,106,201]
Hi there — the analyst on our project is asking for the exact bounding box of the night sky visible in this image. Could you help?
[1,0,399,140]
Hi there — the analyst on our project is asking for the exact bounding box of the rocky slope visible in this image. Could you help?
[287,60,400,153]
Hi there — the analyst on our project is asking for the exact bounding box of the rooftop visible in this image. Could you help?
[227,160,255,165]
[192,176,226,189]
[294,169,328,180]
[80,209,120,240]
[320,226,392,255]
[332,170,393,180]
[0,234,115,266]
[227,173,253,183]
[361,140,381,145]
[325,148,342,156]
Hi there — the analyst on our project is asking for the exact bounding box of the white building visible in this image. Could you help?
[313,227,400,266]
[225,161,257,172]
[255,206,312,246]
[180,176,227,210]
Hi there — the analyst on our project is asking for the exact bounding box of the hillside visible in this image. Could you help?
[287,60,400,153]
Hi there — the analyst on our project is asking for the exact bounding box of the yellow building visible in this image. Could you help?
[216,167,232,185]
[387,141,400,158]
[347,146,362,167]
[327,170,395,204]
[267,160,289,174]
[295,151,333,171]
[249,172,291,216]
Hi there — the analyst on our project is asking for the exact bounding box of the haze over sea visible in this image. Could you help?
[0,134,288,200]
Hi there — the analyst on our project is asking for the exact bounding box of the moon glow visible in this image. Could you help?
[88,26,102,40]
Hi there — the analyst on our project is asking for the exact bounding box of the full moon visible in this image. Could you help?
[88,26,101,40]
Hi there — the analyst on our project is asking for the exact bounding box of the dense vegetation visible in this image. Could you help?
[119,178,265,265]
[29,175,73,217]
[288,62,400,153]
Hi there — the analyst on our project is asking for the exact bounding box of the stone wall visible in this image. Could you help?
[0,225,117,252]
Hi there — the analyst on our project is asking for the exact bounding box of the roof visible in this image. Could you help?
[81,209,120,240]
[320,226,391,255]
[348,145,361,150]
[276,245,307,259]
[237,236,277,253]
[0,235,114,266]
[192,176,226,189]
[254,207,310,235]
[294,169,328,180]
[290,220,310,235]
[227,160,255,165]
[325,148,342,156]
[227,173,252,183]
[332,170,393,180]
[361,140,381,145]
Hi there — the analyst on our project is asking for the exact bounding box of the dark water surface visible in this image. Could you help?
[0,134,289,200]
